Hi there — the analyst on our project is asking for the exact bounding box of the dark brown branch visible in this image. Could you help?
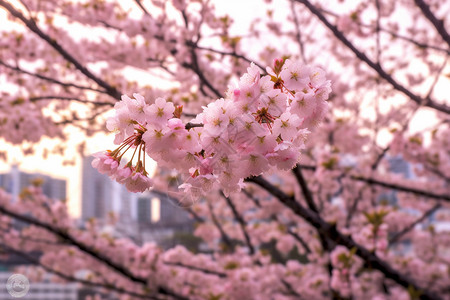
[292,0,450,115]
[292,164,335,291]
[389,204,441,245]
[166,261,302,299]
[286,228,312,254]
[0,59,105,93]
[413,0,450,49]
[178,8,221,98]
[242,187,311,254]
[134,0,150,16]
[149,189,205,223]
[185,122,203,130]
[0,206,187,300]
[425,56,449,100]
[219,190,255,255]
[290,0,307,63]
[293,164,319,212]
[281,279,303,298]
[384,29,450,54]
[0,243,155,299]
[164,261,227,278]
[371,146,390,170]
[345,190,364,228]
[0,1,122,100]
[186,42,265,71]
[295,164,317,171]
[246,175,442,300]
[318,7,450,54]
[182,60,222,98]
[350,175,450,202]
[423,165,450,184]
[206,201,234,251]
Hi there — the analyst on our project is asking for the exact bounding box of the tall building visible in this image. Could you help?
[81,156,194,246]
[81,156,132,222]
[133,191,193,227]
[132,191,194,248]
[0,165,66,202]
[388,155,414,179]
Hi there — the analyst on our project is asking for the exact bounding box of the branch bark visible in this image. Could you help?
[220,190,255,255]
[413,0,450,49]
[292,0,450,115]
[296,164,450,202]
[0,0,122,100]
[0,243,155,299]
[0,205,188,300]
[350,175,450,202]
[246,175,442,300]
[389,203,441,245]
[0,59,105,94]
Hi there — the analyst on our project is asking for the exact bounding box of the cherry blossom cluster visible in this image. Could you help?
[93,59,331,194]
[330,246,356,298]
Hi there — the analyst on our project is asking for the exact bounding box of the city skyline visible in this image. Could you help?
[0,165,66,202]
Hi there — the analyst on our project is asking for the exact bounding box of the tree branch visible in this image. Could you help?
[413,0,450,49]
[292,164,336,297]
[206,201,234,251]
[389,203,441,245]
[0,243,155,299]
[246,175,442,300]
[296,164,449,202]
[164,261,227,278]
[134,0,151,16]
[186,42,266,71]
[292,0,450,115]
[219,190,255,255]
[0,206,188,300]
[30,96,113,106]
[350,175,450,202]
[290,0,307,63]
[0,59,106,94]
[150,189,205,223]
[292,164,319,212]
[241,187,312,254]
[0,1,122,100]
[317,7,450,54]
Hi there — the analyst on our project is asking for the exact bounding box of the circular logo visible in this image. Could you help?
[6,274,30,298]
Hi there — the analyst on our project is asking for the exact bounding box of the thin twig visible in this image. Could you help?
[290,0,307,63]
[413,0,450,48]
[350,175,450,202]
[389,204,442,245]
[292,0,450,115]
[206,201,234,251]
[0,1,122,99]
[246,175,441,300]
[30,96,113,106]
[220,190,255,255]
[0,59,106,93]
[0,206,188,300]
[164,261,227,278]
[0,243,156,299]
